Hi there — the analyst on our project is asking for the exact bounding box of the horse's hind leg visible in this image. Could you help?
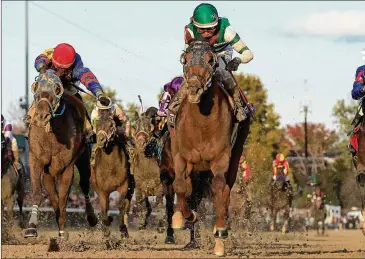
[76,148,97,227]
[172,154,195,229]
[42,173,60,233]
[57,166,74,240]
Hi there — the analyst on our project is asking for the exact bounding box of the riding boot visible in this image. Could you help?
[24,101,36,138]
[84,116,96,143]
[167,81,187,128]
[223,80,247,122]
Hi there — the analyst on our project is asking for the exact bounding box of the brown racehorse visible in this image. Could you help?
[24,70,97,239]
[267,167,293,234]
[91,111,133,239]
[1,133,25,229]
[310,191,326,236]
[132,106,176,244]
[170,40,251,256]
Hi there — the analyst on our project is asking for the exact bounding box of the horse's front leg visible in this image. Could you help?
[57,165,74,240]
[76,148,97,227]
[24,155,44,238]
[211,149,231,257]
[172,153,195,229]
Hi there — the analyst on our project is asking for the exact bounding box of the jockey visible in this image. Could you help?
[90,96,133,166]
[1,114,21,171]
[169,3,254,122]
[24,43,107,142]
[157,76,184,117]
[239,156,251,184]
[272,153,291,186]
[351,64,365,100]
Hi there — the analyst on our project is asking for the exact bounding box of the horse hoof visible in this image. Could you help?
[86,213,98,227]
[172,211,184,229]
[214,239,225,257]
[120,224,129,238]
[59,231,69,241]
[165,235,175,244]
[138,225,146,231]
[24,228,38,238]
[214,226,228,239]
[157,227,165,234]
[186,211,198,224]
[103,227,111,238]
[184,240,199,250]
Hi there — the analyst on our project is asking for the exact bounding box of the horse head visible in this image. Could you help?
[94,111,118,150]
[180,40,217,103]
[32,69,64,128]
[132,110,155,152]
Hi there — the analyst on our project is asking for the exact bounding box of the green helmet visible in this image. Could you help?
[192,3,219,28]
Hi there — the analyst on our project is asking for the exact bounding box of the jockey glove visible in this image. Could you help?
[226,57,241,72]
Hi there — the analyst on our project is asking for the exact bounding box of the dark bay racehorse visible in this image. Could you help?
[132,107,175,244]
[1,133,25,229]
[170,40,251,256]
[91,111,133,238]
[24,70,97,239]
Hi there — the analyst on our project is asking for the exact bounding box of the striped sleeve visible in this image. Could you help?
[224,26,253,63]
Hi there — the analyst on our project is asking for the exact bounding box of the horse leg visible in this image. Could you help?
[163,180,175,244]
[172,154,195,229]
[75,148,97,227]
[16,174,25,229]
[211,151,231,257]
[155,191,166,233]
[281,204,290,235]
[117,180,130,238]
[42,173,60,233]
[135,188,146,230]
[98,191,112,238]
[5,196,15,230]
[57,166,74,240]
[24,156,43,238]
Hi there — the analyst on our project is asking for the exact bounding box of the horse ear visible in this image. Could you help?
[31,82,39,94]
[150,123,154,132]
[134,111,139,120]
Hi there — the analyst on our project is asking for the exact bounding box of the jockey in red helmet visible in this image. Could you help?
[24,43,106,142]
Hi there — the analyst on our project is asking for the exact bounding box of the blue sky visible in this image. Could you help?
[2,1,365,129]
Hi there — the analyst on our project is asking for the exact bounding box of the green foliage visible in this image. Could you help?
[235,73,285,203]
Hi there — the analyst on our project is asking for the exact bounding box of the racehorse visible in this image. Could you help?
[310,191,326,236]
[1,132,25,229]
[132,106,176,244]
[24,70,97,239]
[268,167,293,234]
[91,111,133,238]
[170,40,251,256]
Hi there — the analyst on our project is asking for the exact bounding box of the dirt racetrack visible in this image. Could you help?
[2,226,365,258]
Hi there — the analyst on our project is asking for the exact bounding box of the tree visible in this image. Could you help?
[332,99,358,139]
[235,73,287,203]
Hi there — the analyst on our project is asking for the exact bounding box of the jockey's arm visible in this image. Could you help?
[114,104,131,137]
[72,54,104,98]
[283,160,289,176]
[224,26,253,64]
[272,161,277,179]
[352,66,365,100]
[157,92,172,116]
[90,106,98,132]
[34,48,54,72]
[3,123,20,169]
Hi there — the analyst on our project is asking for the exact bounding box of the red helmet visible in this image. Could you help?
[275,153,285,163]
[52,43,76,69]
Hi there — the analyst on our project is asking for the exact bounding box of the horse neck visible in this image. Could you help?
[183,81,223,122]
[97,142,125,164]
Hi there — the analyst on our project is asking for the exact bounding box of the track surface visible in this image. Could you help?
[2,226,365,258]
